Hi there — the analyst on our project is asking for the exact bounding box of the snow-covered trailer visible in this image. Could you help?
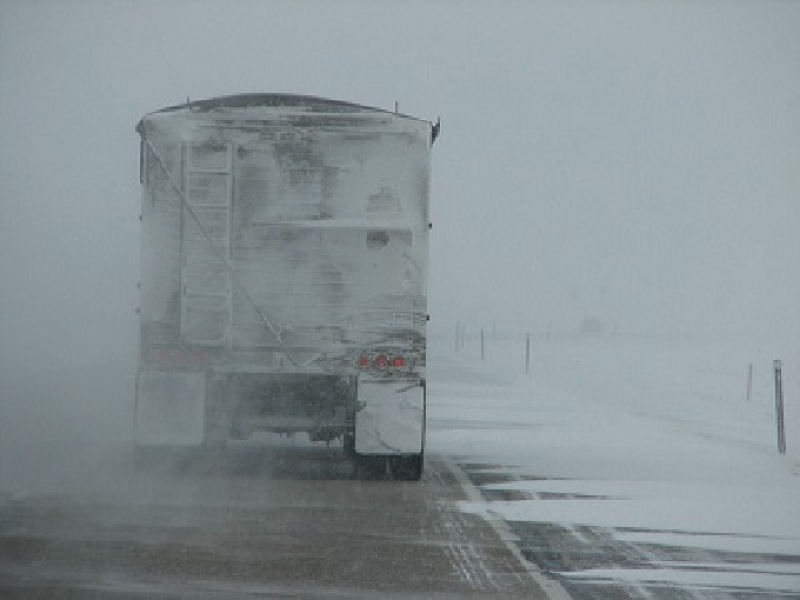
[134,94,437,479]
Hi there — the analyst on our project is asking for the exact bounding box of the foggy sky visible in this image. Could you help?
[1,0,799,377]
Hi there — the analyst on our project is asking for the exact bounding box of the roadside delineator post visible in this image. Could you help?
[773,360,786,455]
[525,333,531,375]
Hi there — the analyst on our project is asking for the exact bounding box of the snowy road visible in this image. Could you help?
[0,443,552,599]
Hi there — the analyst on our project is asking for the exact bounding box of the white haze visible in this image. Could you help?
[0,1,799,457]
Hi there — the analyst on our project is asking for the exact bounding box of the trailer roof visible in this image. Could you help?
[139,94,439,145]
[150,93,424,122]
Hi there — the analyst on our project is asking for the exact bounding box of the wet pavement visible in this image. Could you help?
[2,441,797,599]
[0,445,552,599]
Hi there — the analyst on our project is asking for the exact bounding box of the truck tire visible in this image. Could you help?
[343,432,356,458]
[391,453,423,481]
[352,453,423,481]
[353,454,386,480]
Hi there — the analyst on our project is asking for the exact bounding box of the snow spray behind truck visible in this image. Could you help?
[134,94,437,479]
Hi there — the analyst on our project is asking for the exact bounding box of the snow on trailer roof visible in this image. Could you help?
[154,93,417,118]
[139,94,438,141]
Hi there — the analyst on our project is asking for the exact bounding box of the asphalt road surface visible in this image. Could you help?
[4,439,792,599]
[0,443,559,599]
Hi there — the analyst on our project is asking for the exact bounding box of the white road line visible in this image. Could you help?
[441,456,574,600]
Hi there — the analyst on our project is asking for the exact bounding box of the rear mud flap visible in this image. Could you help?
[355,381,425,455]
[135,371,206,446]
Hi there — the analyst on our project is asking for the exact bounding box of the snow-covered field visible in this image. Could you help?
[427,331,800,596]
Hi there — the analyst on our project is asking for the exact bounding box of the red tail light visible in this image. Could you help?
[357,352,410,372]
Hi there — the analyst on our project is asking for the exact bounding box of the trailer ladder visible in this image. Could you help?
[180,141,233,346]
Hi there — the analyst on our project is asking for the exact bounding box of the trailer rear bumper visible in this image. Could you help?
[355,380,425,455]
[134,370,426,456]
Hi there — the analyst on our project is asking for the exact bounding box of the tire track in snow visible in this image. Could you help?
[427,460,497,591]
[436,457,573,600]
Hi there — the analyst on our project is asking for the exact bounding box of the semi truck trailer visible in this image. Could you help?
[134,94,437,479]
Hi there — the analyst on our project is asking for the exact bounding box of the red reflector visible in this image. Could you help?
[358,354,370,368]
[392,356,406,369]
[374,354,388,369]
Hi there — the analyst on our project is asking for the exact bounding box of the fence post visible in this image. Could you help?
[525,333,531,375]
[773,360,786,454]
[746,363,753,403]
